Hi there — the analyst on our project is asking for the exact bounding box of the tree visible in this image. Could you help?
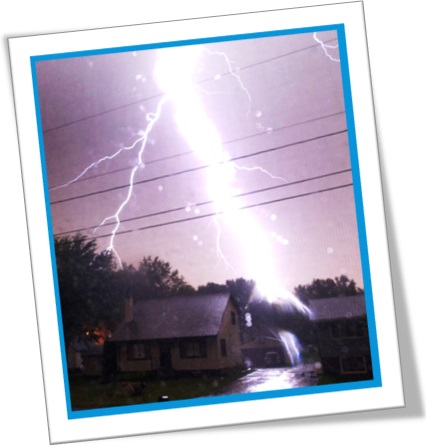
[225,278,256,310]
[197,282,228,294]
[126,256,195,300]
[54,234,118,348]
[294,274,364,304]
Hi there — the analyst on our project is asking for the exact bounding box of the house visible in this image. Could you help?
[67,340,104,376]
[108,293,243,375]
[240,326,292,367]
[308,294,372,378]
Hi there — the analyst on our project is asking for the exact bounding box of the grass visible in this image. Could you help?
[69,367,250,411]
[317,372,374,385]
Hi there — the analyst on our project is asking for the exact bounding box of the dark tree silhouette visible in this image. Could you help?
[197,282,228,294]
[119,256,195,300]
[54,234,118,348]
[294,274,364,304]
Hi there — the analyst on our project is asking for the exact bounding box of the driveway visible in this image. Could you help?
[215,364,319,396]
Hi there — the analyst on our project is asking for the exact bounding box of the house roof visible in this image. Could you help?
[111,293,234,342]
[308,294,366,321]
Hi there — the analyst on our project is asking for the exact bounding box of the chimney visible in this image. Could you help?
[124,296,134,323]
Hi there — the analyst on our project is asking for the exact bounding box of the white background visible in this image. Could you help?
[1,1,424,445]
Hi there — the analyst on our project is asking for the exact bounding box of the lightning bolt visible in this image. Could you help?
[213,215,238,274]
[203,46,252,115]
[234,163,288,183]
[154,44,312,322]
[314,32,340,62]
[277,330,303,366]
[92,96,168,268]
[50,141,142,191]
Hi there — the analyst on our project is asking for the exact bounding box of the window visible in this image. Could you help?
[231,311,237,325]
[340,356,368,374]
[127,342,151,360]
[330,320,366,339]
[180,339,207,359]
[220,339,227,357]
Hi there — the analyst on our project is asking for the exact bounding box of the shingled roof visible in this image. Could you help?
[111,293,233,342]
[308,294,366,321]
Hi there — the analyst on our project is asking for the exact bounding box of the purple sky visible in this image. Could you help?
[35,29,365,293]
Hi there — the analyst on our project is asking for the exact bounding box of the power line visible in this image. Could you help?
[50,128,348,205]
[81,182,353,241]
[42,38,338,134]
[49,109,345,189]
[201,38,337,80]
[55,168,352,236]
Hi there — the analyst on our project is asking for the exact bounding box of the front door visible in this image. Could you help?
[159,342,172,369]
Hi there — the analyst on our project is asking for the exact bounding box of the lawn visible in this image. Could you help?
[69,368,249,411]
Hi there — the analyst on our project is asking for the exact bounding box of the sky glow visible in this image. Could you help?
[37,29,364,293]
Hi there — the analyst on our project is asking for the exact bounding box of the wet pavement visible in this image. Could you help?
[215,364,319,396]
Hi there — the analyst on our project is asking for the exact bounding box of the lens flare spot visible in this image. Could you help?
[277,236,289,246]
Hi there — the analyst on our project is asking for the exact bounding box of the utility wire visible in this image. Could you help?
[50,128,348,205]
[55,168,352,236]
[81,182,353,241]
[49,109,346,189]
[42,38,338,134]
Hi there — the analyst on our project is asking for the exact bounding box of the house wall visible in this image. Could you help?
[116,299,243,373]
[117,341,156,373]
[172,337,220,371]
[117,335,240,373]
[66,348,82,370]
[81,354,103,376]
[215,299,243,368]
[315,317,372,375]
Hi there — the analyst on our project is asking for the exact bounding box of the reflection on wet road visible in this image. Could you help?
[216,365,319,396]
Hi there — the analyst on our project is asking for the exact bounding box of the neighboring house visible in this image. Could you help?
[308,294,372,378]
[67,340,104,376]
[109,293,243,374]
[241,327,291,367]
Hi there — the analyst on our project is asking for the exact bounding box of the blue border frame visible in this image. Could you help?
[30,23,382,421]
